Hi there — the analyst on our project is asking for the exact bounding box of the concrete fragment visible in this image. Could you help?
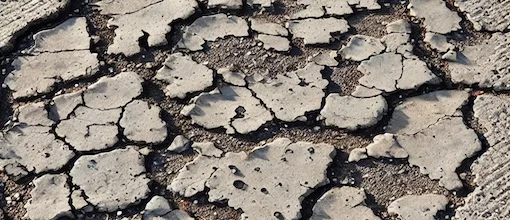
[83,72,143,110]
[257,34,290,52]
[448,33,510,91]
[441,49,457,61]
[50,90,83,121]
[4,18,99,99]
[320,94,387,130]
[455,0,510,31]
[381,33,411,55]
[386,19,411,34]
[95,0,197,56]
[249,63,327,122]
[208,0,242,9]
[91,0,161,14]
[218,68,246,86]
[297,0,353,16]
[357,53,402,93]
[339,35,385,61]
[170,138,336,220]
[424,32,453,52]
[388,194,449,220]
[311,51,338,67]
[70,148,150,212]
[408,0,461,34]
[24,174,72,220]
[168,135,191,153]
[287,18,349,45]
[397,117,481,190]
[144,196,194,220]
[184,85,272,134]
[250,19,288,36]
[192,142,223,157]
[291,6,325,19]
[247,0,273,7]
[310,187,380,220]
[0,0,70,52]
[366,133,407,159]
[120,100,167,144]
[348,148,368,162]
[16,102,54,126]
[397,59,440,90]
[351,85,382,98]
[71,190,89,210]
[386,90,469,135]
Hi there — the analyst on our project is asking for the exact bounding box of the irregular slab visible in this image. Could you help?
[407,0,461,34]
[217,67,246,86]
[386,19,411,34]
[339,35,385,61]
[0,0,70,51]
[50,90,83,121]
[366,133,407,159]
[247,0,273,7]
[455,0,510,31]
[311,51,338,67]
[70,148,150,212]
[257,34,290,52]
[297,0,380,16]
[388,194,449,220]
[192,142,223,157]
[250,19,288,36]
[155,53,213,98]
[310,187,380,220]
[4,17,99,99]
[249,63,327,122]
[386,90,469,135]
[16,102,54,126]
[84,72,143,110]
[24,174,72,220]
[168,135,191,153]
[291,6,325,19]
[120,100,167,144]
[397,59,440,90]
[94,0,197,56]
[424,32,453,52]
[348,148,368,162]
[397,117,481,190]
[448,33,510,91]
[91,0,161,14]
[351,85,382,98]
[456,95,510,219]
[144,196,195,220]
[170,138,336,220]
[184,85,272,134]
[287,18,349,45]
[320,94,387,130]
[358,53,402,92]
[180,14,249,51]
[208,0,242,9]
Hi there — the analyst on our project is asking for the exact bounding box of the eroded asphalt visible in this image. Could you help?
[0,0,509,219]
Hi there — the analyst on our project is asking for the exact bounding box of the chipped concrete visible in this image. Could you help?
[70,148,150,212]
[455,0,510,31]
[310,187,380,220]
[192,142,223,157]
[424,32,453,52]
[339,35,385,61]
[349,133,408,162]
[408,0,462,34]
[155,53,214,99]
[287,18,349,45]
[386,19,411,34]
[120,100,167,144]
[217,67,246,86]
[358,53,403,93]
[24,174,72,220]
[320,94,387,130]
[311,51,338,67]
[144,196,194,220]
[388,194,449,220]
[170,138,336,220]
[168,135,191,153]
[250,19,288,36]
[256,34,290,52]
[83,71,143,110]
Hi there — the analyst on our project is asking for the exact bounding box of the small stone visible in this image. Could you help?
[168,135,191,153]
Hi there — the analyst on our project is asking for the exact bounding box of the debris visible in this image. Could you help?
[143,196,194,220]
[424,32,454,52]
[311,51,339,67]
[192,142,223,157]
[168,135,191,153]
[287,18,349,45]
[349,133,408,162]
[217,67,246,86]
[256,34,290,52]
[310,187,380,220]
[388,194,449,220]
[348,148,368,162]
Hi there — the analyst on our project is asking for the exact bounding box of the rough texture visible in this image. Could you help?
[287,18,349,45]
[408,0,462,34]
[184,85,272,134]
[310,187,380,220]
[455,0,510,31]
[320,94,387,130]
[24,174,72,220]
[170,138,336,220]
[339,35,385,61]
[120,100,167,144]
[0,0,70,51]
[4,17,99,99]
[387,194,449,220]
[456,95,510,219]
[94,0,197,56]
[70,148,150,212]
[250,63,327,122]
[448,33,510,91]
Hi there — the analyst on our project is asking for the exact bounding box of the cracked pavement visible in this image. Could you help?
[1,0,510,219]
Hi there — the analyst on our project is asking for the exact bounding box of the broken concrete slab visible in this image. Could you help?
[170,138,336,220]
[16,102,54,127]
[348,148,369,162]
[4,17,99,99]
[291,6,325,19]
[397,58,440,90]
[388,194,449,220]
[24,174,73,220]
[192,142,223,157]
[424,32,453,52]
[339,35,385,61]
[448,33,510,91]
[184,85,272,134]
[256,34,290,52]
[457,94,510,219]
[91,0,161,14]
[297,0,380,17]
[386,90,470,135]
[0,0,70,52]
[250,19,288,36]
[455,0,510,31]
[311,51,339,67]
[144,196,195,220]
[120,100,167,144]
[179,14,249,51]
[217,67,246,86]
[208,0,242,9]
[386,19,411,34]
[287,18,349,45]
[247,0,273,7]
[95,0,197,56]
[70,147,150,212]
[349,133,408,162]
[357,53,402,93]
[168,135,191,153]
[249,63,327,122]
[408,0,462,34]
[310,187,380,220]
[351,85,383,98]
[84,72,143,110]
[155,53,214,99]
[381,33,412,55]
[320,94,387,130]
[50,90,83,121]
[397,117,481,190]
